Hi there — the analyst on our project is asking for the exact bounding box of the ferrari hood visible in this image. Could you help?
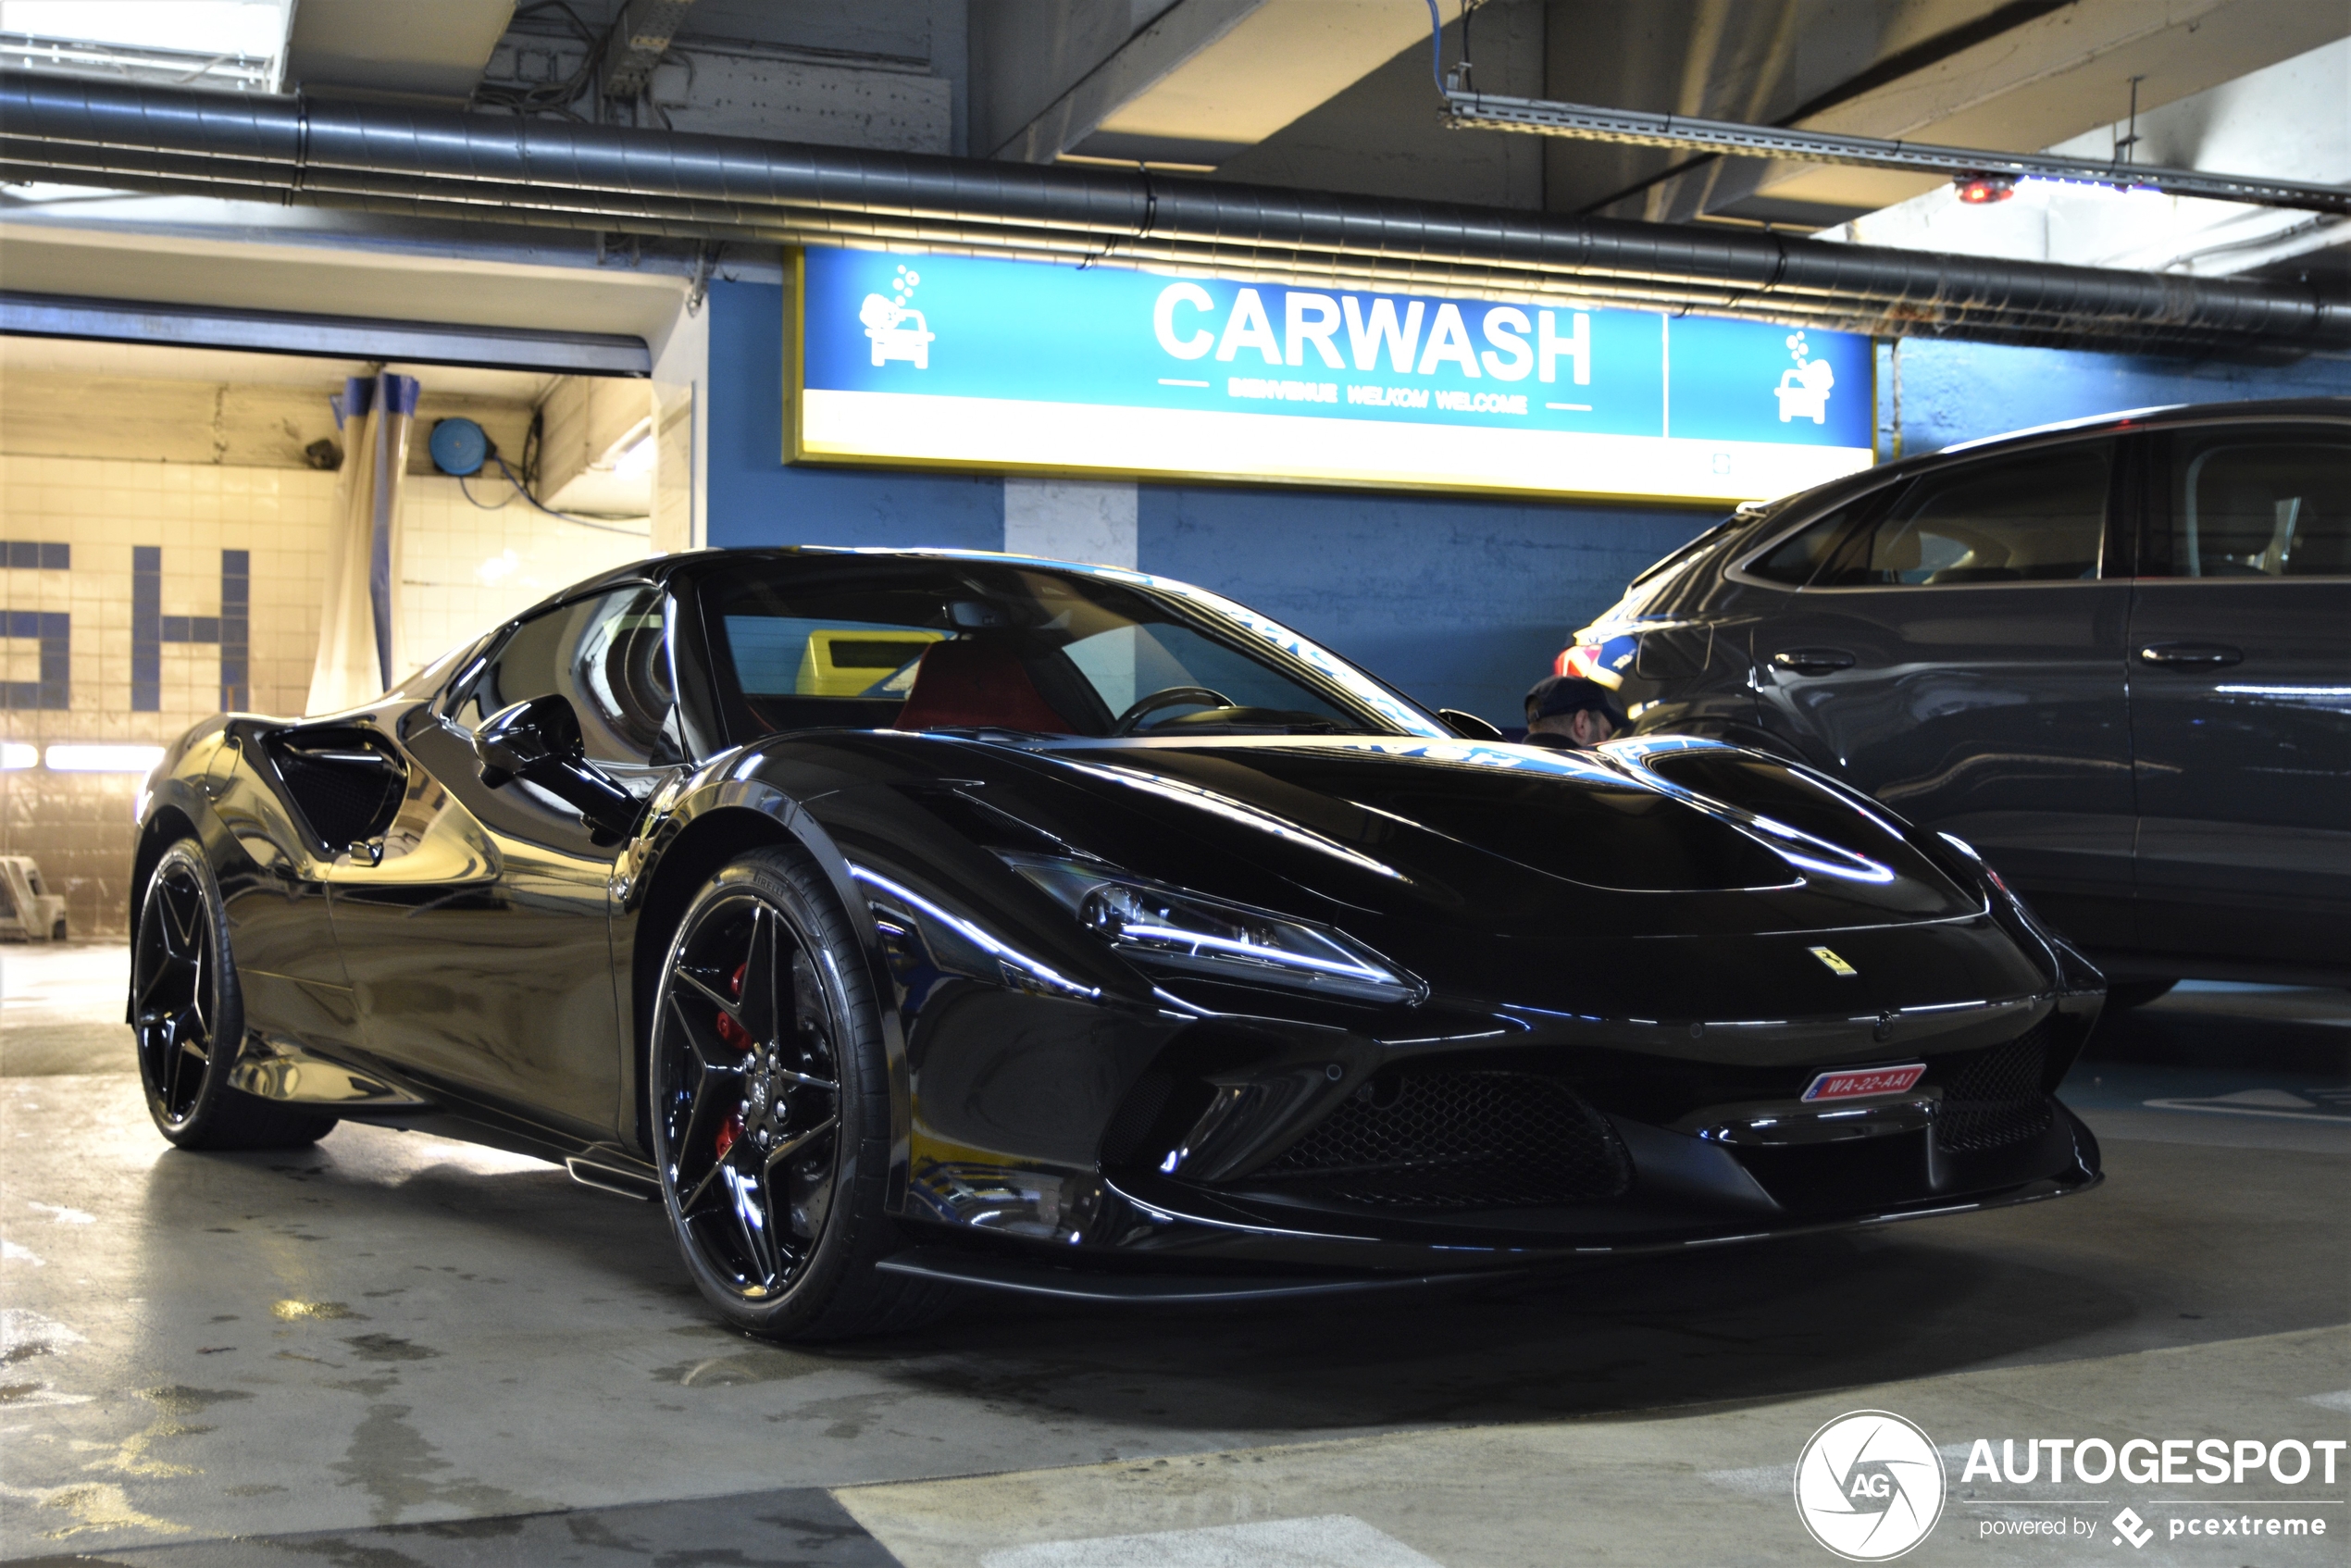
[1010,734,1981,940]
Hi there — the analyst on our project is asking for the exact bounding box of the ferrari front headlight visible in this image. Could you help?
[1000,852,1422,1005]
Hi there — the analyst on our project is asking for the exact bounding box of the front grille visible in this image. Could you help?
[1935,1025,2055,1154]
[1254,1070,1631,1209]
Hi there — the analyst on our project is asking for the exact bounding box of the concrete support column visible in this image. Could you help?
[1002,478,1138,568]
[649,288,710,550]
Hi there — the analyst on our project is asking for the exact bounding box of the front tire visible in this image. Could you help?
[650,847,948,1341]
[133,840,336,1150]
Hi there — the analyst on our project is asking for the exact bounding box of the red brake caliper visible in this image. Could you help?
[713,961,751,1158]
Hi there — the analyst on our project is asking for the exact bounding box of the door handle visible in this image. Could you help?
[1770,647,1857,676]
[2137,642,2243,668]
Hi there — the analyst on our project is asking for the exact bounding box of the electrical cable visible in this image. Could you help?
[491,454,650,535]
[456,453,650,537]
[456,472,516,512]
[471,0,608,118]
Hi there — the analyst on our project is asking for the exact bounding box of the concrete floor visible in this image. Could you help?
[3,942,2345,1566]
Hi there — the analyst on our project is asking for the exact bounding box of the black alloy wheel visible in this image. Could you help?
[651,847,947,1340]
[133,840,335,1150]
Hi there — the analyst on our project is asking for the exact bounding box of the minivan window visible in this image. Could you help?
[1745,496,1872,586]
[1815,442,2110,588]
[2159,428,2351,579]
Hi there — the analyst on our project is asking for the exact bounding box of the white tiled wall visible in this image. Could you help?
[1,455,652,935]
[398,474,655,667]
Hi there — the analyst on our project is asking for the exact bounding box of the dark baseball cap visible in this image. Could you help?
[1525,675,1627,729]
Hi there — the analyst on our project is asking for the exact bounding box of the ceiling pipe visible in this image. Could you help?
[0,71,2342,355]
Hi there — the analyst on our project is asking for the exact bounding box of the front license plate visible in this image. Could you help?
[1801,1064,1926,1101]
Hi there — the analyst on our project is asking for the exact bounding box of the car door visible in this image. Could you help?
[328,584,690,1139]
[1750,437,2135,948]
[2128,419,2351,974]
[205,720,393,1052]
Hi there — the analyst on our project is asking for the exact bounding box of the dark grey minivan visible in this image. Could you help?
[1563,398,2350,999]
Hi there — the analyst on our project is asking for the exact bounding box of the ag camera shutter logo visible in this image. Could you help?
[1795,1411,1947,1561]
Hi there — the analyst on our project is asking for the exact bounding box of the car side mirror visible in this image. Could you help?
[473,694,641,842]
[1437,708,1504,740]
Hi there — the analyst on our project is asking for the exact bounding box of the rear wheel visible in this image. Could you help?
[133,840,336,1150]
[650,847,949,1340]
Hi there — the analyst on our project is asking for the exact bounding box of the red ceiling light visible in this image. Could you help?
[1954,173,2018,205]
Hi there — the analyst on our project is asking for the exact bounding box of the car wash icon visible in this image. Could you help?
[1776,330,1835,424]
[860,265,936,369]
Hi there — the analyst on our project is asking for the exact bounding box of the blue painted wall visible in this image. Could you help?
[1878,337,2351,455]
[1137,486,1710,727]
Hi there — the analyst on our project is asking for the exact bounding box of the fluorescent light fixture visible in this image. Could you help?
[45,743,167,773]
[596,417,657,479]
[0,0,296,93]
[0,741,35,769]
[612,429,657,479]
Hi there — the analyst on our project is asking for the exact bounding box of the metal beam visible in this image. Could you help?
[1443,90,2351,217]
[989,0,1263,164]
[0,292,650,376]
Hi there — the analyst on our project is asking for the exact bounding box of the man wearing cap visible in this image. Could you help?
[1523,675,1626,750]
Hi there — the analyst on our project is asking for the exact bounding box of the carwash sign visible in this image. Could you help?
[790,250,1873,504]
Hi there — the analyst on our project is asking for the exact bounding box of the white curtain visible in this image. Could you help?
[307,372,419,716]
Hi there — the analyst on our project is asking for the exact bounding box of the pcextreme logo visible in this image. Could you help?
[1796,1411,1947,1562]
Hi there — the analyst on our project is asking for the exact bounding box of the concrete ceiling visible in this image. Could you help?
[287,0,517,106]
[5,0,2336,210]
[979,0,1468,168]
[1820,34,2351,291]
[1581,0,2351,227]
[211,0,2351,235]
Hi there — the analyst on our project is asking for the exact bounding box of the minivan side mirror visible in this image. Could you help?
[473,694,641,841]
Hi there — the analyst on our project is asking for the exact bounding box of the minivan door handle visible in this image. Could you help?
[2137,642,2244,668]
[1770,647,1857,676]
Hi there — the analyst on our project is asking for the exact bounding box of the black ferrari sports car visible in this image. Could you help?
[131,548,2104,1339]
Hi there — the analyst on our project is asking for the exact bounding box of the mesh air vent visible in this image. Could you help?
[1253,1070,1630,1209]
[1934,1025,2056,1154]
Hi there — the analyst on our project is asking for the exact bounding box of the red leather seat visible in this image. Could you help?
[893,639,1076,733]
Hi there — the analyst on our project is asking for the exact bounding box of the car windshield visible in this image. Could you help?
[705,555,1446,741]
